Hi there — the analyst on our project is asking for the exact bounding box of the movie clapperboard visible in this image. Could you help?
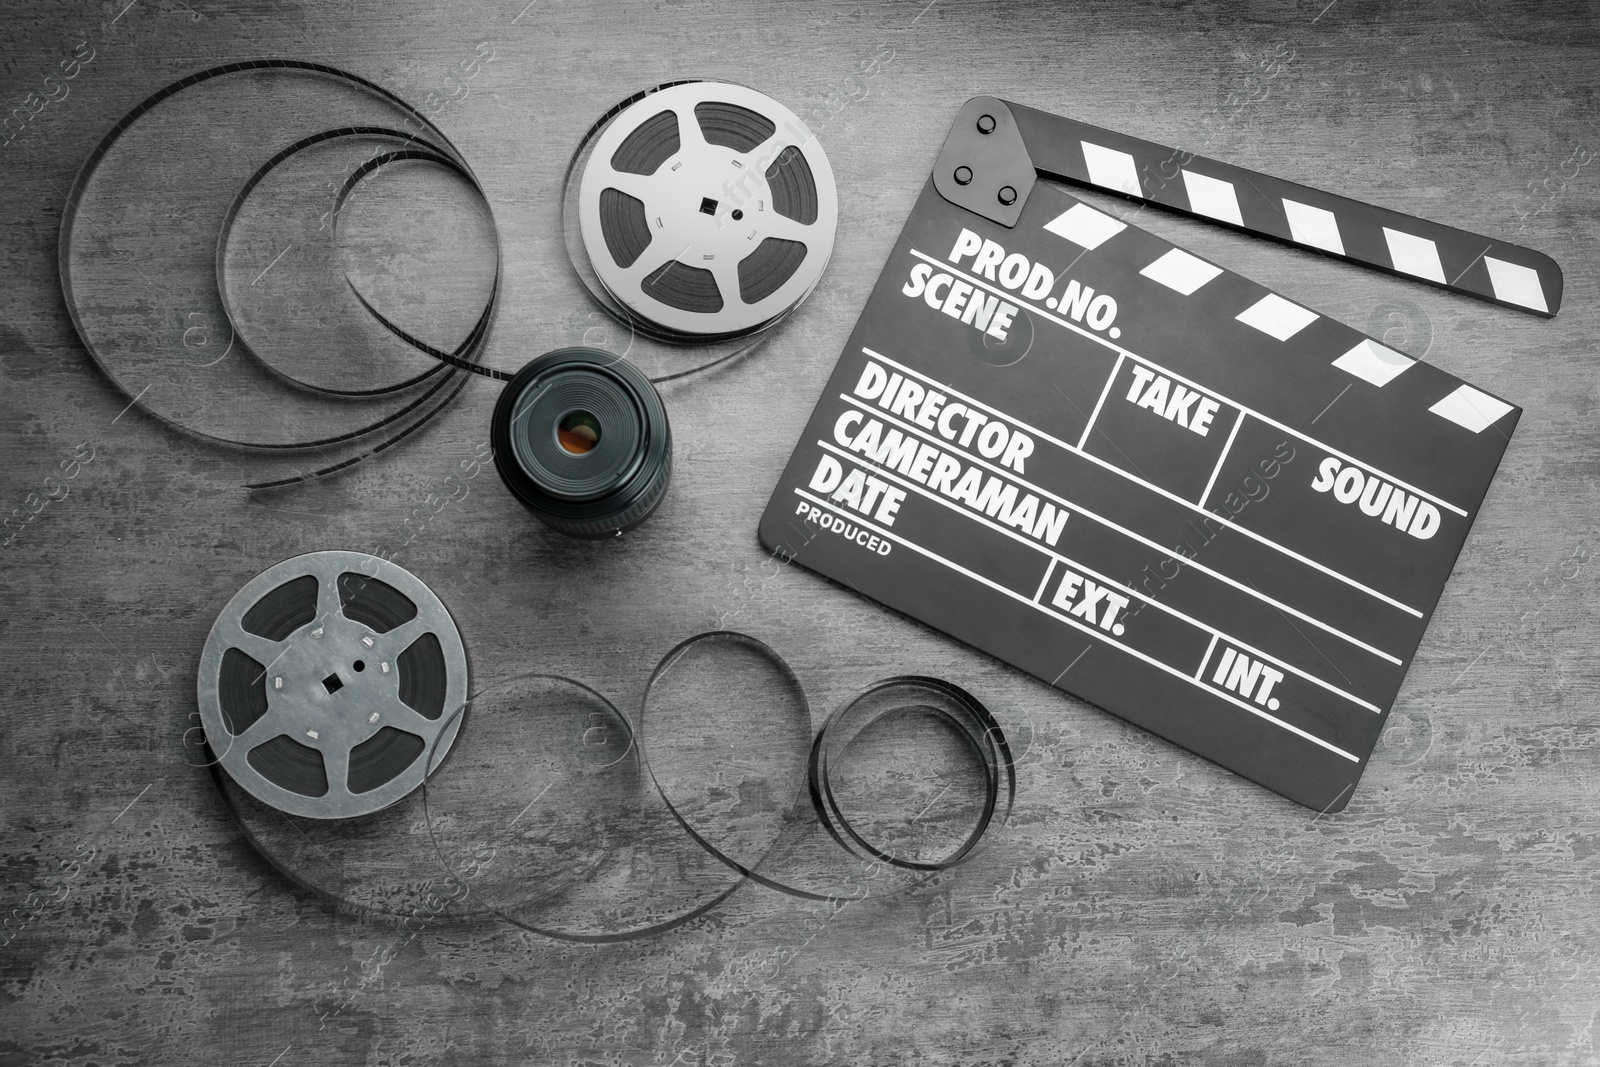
[760,97,1561,812]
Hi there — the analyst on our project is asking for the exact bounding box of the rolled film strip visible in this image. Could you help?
[420,632,1016,942]
[574,81,838,340]
[58,60,504,490]
[198,550,468,818]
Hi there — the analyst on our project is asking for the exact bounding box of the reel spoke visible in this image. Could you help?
[233,712,289,753]
[319,742,353,798]
[672,103,709,155]
[758,215,813,245]
[709,259,744,309]
[227,627,292,670]
[376,615,430,657]
[314,567,345,625]
[738,130,787,175]
[600,170,660,207]
[376,697,439,740]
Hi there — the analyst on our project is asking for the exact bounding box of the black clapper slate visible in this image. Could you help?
[760,98,1556,812]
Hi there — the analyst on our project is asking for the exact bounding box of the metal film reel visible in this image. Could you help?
[197,551,467,819]
[577,82,838,339]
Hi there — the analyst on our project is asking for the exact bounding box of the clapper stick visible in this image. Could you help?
[932,97,1561,317]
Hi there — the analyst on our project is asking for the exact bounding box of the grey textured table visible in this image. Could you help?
[3,1,1598,1064]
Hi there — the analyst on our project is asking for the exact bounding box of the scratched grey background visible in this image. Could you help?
[3,0,1599,1063]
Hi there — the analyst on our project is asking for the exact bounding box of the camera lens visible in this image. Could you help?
[491,348,672,538]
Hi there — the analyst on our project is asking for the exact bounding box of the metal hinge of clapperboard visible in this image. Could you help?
[931,97,1562,319]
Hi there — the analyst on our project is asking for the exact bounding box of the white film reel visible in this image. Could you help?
[577,82,838,338]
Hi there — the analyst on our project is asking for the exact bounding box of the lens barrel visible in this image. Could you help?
[491,348,672,538]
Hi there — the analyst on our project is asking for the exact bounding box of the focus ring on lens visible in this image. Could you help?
[491,348,672,538]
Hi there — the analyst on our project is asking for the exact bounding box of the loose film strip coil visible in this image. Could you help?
[634,634,1017,906]
[58,60,504,490]
[809,676,1013,874]
[197,551,467,819]
[574,81,838,342]
[413,631,1017,941]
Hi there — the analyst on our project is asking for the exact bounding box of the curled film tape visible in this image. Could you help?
[421,673,750,942]
[639,638,1015,902]
[199,551,481,919]
[59,61,502,489]
[809,676,1014,873]
[218,125,498,398]
[419,632,1015,943]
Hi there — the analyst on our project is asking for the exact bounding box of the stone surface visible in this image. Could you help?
[2,1,1597,1064]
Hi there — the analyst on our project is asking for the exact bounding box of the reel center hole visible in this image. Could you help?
[557,410,601,455]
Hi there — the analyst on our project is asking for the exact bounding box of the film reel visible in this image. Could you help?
[567,80,837,353]
[197,551,467,819]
